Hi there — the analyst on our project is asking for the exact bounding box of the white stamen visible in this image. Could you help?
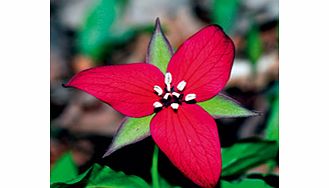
[166,85,171,92]
[177,80,187,91]
[172,92,180,98]
[185,93,196,101]
[165,72,172,91]
[171,103,179,110]
[153,101,163,108]
[163,93,170,100]
[153,85,163,96]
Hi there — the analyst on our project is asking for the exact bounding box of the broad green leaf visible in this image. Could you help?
[78,0,119,60]
[246,26,263,65]
[51,163,150,188]
[265,96,279,142]
[212,0,240,34]
[78,0,139,61]
[199,94,258,118]
[50,152,78,183]
[51,165,91,187]
[221,178,271,188]
[146,18,173,73]
[221,140,278,177]
[264,95,279,172]
[103,115,153,157]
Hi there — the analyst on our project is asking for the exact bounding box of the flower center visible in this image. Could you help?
[153,72,196,112]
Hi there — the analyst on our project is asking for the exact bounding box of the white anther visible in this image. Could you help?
[153,101,163,108]
[163,93,170,100]
[172,92,180,98]
[165,72,172,84]
[153,85,163,96]
[185,93,196,101]
[177,80,187,91]
[171,103,179,110]
[165,72,172,91]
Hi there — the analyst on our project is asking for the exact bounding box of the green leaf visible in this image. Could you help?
[50,152,78,183]
[51,163,150,188]
[212,0,240,34]
[264,96,279,172]
[199,94,258,118]
[221,140,278,177]
[77,0,118,60]
[146,18,173,73]
[246,26,263,65]
[51,165,91,187]
[77,0,138,61]
[221,178,272,188]
[103,115,153,157]
[265,96,279,142]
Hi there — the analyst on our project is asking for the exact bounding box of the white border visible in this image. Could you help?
[280,0,329,187]
[0,0,328,187]
[0,0,49,187]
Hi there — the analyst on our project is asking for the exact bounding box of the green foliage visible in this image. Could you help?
[146,18,173,73]
[199,94,258,118]
[103,115,153,157]
[221,178,272,188]
[50,152,78,184]
[51,163,150,188]
[221,140,278,177]
[78,0,120,60]
[265,96,279,142]
[264,87,279,172]
[77,0,149,61]
[212,0,240,34]
[246,26,263,65]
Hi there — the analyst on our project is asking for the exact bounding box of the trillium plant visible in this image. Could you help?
[65,18,256,188]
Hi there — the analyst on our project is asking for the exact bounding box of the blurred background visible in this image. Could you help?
[50,0,278,187]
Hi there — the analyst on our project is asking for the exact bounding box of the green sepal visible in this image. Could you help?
[103,115,153,157]
[199,94,259,118]
[146,18,173,73]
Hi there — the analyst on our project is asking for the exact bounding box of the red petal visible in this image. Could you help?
[65,63,164,117]
[167,25,235,102]
[150,104,221,187]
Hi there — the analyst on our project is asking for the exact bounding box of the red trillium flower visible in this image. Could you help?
[65,24,234,187]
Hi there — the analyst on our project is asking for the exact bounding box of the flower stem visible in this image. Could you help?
[151,145,160,188]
